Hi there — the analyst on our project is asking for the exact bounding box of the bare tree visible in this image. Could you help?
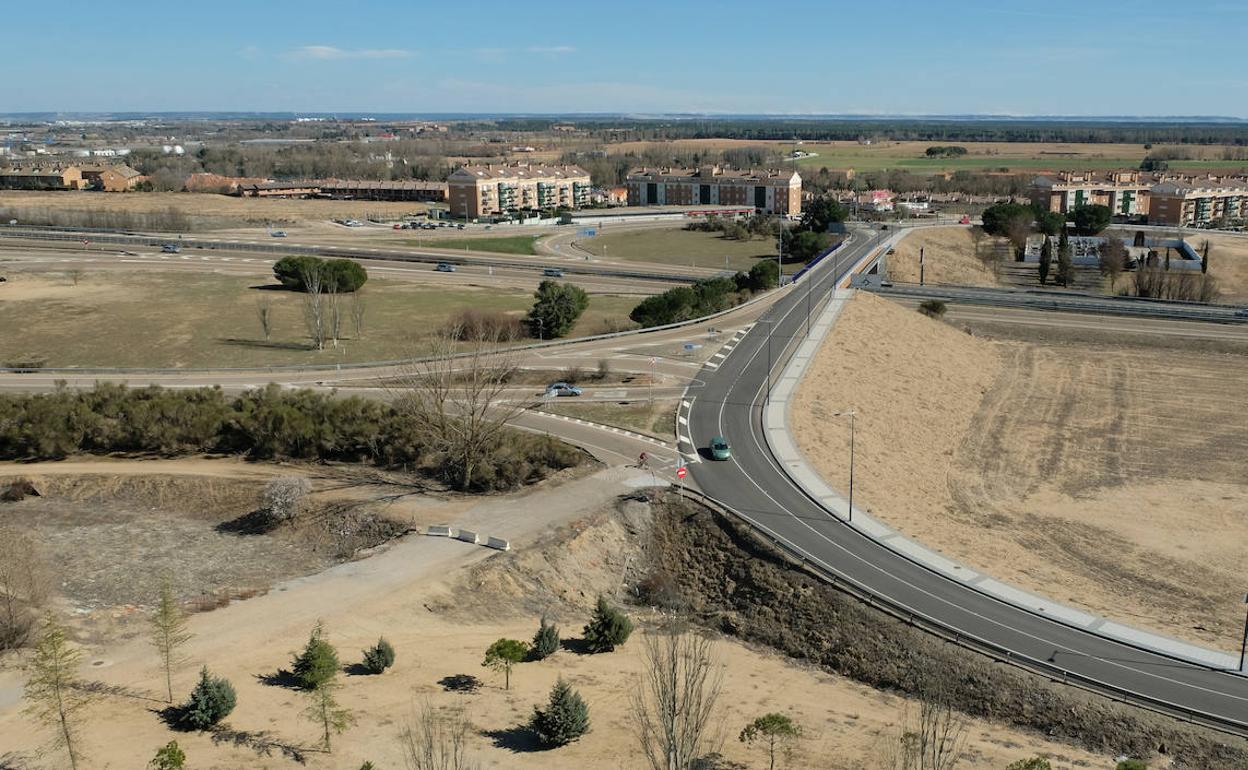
[24,620,92,770]
[630,629,725,770]
[0,527,52,650]
[400,701,480,770]
[67,269,83,287]
[351,291,367,339]
[1099,236,1126,292]
[150,581,192,704]
[877,681,969,770]
[325,272,343,347]
[256,297,274,342]
[389,324,525,490]
[300,264,326,351]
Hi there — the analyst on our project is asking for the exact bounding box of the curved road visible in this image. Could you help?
[685,231,1248,734]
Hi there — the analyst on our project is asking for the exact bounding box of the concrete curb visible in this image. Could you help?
[763,239,1244,674]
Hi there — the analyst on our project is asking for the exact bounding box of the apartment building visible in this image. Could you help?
[447,163,591,218]
[625,166,802,216]
[1030,171,1152,217]
[1149,178,1248,226]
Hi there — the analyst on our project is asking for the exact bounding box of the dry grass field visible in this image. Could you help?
[0,466,1111,770]
[0,268,639,368]
[571,226,778,272]
[0,190,428,231]
[885,226,1006,287]
[792,292,1248,650]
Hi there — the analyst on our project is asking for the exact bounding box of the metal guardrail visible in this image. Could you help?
[0,227,706,284]
[667,486,1248,738]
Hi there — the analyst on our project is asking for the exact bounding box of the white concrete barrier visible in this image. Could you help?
[426,525,454,538]
[485,536,511,551]
[456,529,480,545]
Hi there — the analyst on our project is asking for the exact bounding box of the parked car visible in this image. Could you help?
[435,262,456,273]
[709,436,731,461]
[542,267,565,278]
[270,230,287,238]
[456,223,466,230]
[161,243,180,253]
[545,382,582,397]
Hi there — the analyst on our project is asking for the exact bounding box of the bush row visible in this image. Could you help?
[0,383,581,491]
[630,263,777,328]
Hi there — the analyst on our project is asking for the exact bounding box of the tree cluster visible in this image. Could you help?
[0,383,583,492]
[527,280,589,339]
[924,145,968,158]
[273,256,368,293]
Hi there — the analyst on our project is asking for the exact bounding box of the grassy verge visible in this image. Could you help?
[543,399,678,438]
[409,235,541,255]
[0,269,639,368]
[573,227,776,272]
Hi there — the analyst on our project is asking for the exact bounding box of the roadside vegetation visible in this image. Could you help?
[419,235,541,255]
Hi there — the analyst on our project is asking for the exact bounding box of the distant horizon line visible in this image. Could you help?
[2,111,1247,124]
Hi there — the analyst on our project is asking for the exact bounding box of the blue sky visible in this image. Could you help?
[5,0,1247,116]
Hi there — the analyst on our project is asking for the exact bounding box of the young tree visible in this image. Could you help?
[1100,236,1127,291]
[882,680,968,770]
[291,620,340,690]
[1037,237,1052,285]
[399,701,479,770]
[739,713,802,770]
[177,667,236,730]
[362,638,396,675]
[531,617,560,661]
[148,740,186,770]
[582,595,633,653]
[631,630,724,770]
[256,297,273,342]
[482,638,528,690]
[0,526,51,650]
[261,476,311,527]
[351,290,367,338]
[150,580,192,704]
[531,677,591,748]
[304,680,354,752]
[526,280,590,339]
[24,620,91,770]
[300,261,327,351]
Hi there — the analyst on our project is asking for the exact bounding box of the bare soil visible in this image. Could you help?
[791,293,1248,649]
[886,226,1007,287]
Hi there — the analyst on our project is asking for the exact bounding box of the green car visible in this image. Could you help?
[709,436,731,461]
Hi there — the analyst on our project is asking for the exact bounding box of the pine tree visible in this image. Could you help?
[1056,235,1074,287]
[178,667,236,730]
[482,638,528,690]
[292,620,340,690]
[304,680,354,752]
[361,638,395,675]
[740,713,803,770]
[582,595,633,653]
[150,581,192,703]
[531,617,560,661]
[24,620,91,770]
[1037,237,1052,285]
[530,677,590,748]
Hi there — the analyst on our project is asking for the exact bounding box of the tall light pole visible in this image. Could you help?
[832,410,856,522]
[761,319,773,405]
[1239,593,1248,673]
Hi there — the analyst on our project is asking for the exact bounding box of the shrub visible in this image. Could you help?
[362,638,396,675]
[917,299,947,319]
[444,308,523,341]
[531,617,560,661]
[291,621,340,690]
[530,677,590,748]
[148,741,186,770]
[177,668,236,729]
[582,595,632,653]
[1005,759,1051,770]
[261,476,311,525]
[1116,761,1147,770]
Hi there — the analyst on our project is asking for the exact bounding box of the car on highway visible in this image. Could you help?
[542,267,565,277]
[435,262,456,273]
[1236,308,1248,318]
[709,436,731,461]
[545,382,582,397]
[270,230,287,237]
[161,243,180,253]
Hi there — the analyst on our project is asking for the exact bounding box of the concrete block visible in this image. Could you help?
[456,529,480,545]
[485,536,511,551]
[426,525,454,538]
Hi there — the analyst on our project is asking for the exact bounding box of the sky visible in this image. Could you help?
[4,0,1247,117]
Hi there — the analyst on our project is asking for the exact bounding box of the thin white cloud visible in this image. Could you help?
[526,45,576,54]
[290,45,412,60]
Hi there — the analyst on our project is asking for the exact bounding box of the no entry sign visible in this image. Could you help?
[676,466,687,479]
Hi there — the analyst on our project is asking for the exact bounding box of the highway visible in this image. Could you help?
[684,229,1248,734]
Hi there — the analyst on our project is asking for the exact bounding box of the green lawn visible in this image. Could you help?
[573,227,777,272]
[408,235,541,255]
[0,269,639,369]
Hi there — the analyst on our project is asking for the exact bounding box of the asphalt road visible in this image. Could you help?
[685,230,1248,733]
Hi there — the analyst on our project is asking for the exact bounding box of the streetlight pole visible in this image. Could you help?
[1239,593,1248,672]
[764,319,772,405]
[833,410,856,522]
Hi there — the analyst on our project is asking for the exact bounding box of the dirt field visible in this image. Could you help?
[0,479,1115,770]
[791,292,1248,649]
[571,226,779,272]
[885,226,1006,287]
[0,268,639,368]
[0,190,428,231]
[1195,232,1248,302]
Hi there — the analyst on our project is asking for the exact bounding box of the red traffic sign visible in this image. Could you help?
[676,466,687,479]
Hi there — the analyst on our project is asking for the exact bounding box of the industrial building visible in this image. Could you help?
[446,163,591,218]
[625,166,802,217]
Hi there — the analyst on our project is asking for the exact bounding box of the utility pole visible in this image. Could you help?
[1239,593,1248,673]
[919,246,925,286]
